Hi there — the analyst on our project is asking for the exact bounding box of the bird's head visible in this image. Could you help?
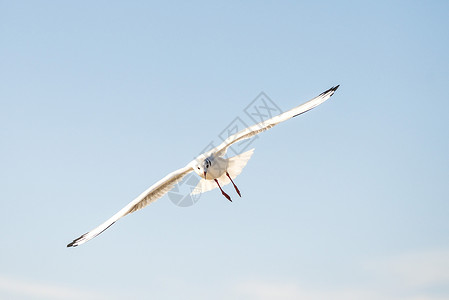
[193,157,212,179]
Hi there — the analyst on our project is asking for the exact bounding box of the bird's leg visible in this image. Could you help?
[214,179,232,202]
[226,172,241,197]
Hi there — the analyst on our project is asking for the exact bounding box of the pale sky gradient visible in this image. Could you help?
[1,1,449,299]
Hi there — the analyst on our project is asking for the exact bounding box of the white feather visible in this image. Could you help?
[191,148,255,195]
[67,86,339,247]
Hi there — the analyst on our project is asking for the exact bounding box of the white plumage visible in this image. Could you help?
[67,85,339,247]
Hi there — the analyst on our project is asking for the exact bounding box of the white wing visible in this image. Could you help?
[67,164,193,247]
[208,85,339,157]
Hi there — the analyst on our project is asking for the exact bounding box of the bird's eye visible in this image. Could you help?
[197,167,200,170]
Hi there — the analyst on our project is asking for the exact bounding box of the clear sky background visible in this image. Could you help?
[1,1,448,299]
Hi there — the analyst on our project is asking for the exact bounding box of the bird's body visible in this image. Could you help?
[196,155,228,180]
[67,85,339,247]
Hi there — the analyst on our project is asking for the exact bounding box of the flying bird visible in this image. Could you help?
[67,85,339,247]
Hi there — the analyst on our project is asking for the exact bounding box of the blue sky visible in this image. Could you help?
[1,1,448,299]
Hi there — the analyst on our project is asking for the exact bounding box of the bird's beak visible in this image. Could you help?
[204,171,207,179]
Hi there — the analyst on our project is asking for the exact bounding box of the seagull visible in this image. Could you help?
[67,85,339,247]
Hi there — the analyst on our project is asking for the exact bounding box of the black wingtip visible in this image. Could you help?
[320,85,340,96]
[66,232,87,248]
[67,238,81,248]
[66,241,77,248]
[66,221,116,248]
